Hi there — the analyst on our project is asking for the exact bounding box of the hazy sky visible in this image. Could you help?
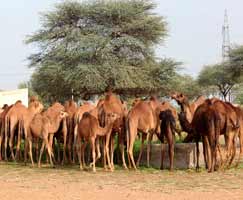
[0,0,243,90]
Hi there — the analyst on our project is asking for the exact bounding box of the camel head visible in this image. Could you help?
[30,101,44,113]
[106,112,119,125]
[59,111,69,119]
[170,92,187,105]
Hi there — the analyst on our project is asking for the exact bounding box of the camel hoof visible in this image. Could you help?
[123,165,128,170]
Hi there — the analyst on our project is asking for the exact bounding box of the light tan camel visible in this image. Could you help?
[64,100,78,163]
[28,110,68,167]
[77,112,118,172]
[98,91,127,170]
[171,92,205,123]
[5,99,43,161]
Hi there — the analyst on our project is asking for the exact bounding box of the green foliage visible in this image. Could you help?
[228,45,243,78]
[26,0,178,102]
[170,74,202,100]
[198,62,239,100]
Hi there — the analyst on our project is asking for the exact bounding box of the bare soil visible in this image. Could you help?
[0,162,243,200]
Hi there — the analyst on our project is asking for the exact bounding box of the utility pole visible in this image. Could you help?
[222,9,230,61]
[222,9,232,101]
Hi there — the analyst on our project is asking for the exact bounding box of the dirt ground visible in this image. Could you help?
[0,162,243,200]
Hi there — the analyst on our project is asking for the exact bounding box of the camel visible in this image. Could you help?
[0,104,11,160]
[28,110,68,167]
[179,100,221,172]
[5,98,43,161]
[98,91,127,170]
[159,109,177,171]
[127,96,178,169]
[179,99,239,171]
[76,112,118,172]
[45,102,68,164]
[171,92,205,123]
[73,102,96,159]
[64,100,78,163]
[126,97,159,170]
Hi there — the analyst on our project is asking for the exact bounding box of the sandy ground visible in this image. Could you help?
[0,163,243,200]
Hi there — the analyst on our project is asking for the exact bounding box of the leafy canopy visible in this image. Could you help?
[26,0,180,102]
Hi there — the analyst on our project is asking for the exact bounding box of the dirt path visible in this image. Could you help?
[0,163,243,200]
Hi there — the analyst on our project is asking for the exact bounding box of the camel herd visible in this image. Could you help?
[0,91,242,173]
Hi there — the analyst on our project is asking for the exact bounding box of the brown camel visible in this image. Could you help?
[179,100,221,172]
[45,102,68,164]
[28,110,68,167]
[98,91,127,170]
[73,102,96,157]
[77,112,118,172]
[171,92,205,123]
[179,99,239,170]
[5,99,43,161]
[64,100,78,163]
[159,109,177,171]
[0,104,12,160]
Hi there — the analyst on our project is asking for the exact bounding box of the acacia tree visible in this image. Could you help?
[198,63,239,101]
[26,0,177,102]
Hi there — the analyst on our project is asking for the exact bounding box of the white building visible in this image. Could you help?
[0,88,28,108]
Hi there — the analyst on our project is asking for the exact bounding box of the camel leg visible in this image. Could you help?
[95,138,101,163]
[205,136,212,172]
[4,118,9,161]
[15,122,22,161]
[48,134,56,164]
[62,122,67,165]
[91,137,96,172]
[35,138,39,162]
[103,138,108,170]
[202,137,208,169]
[136,133,146,167]
[28,139,34,167]
[0,128,3,161]
[229,135,237,167]
[67,132,72,164]
[9,125,16,161]
[147,132,153,168]
[56,139,61,164]
[105,132,112,171]
[46,138,54,168]
[195,136,200,172]
[38,140,45,168]
[118,132,127,169]
[110,134,115,170]
[160,134,165,170]
[167,127,174,171]
[207,133,216,173]
[236,126,243,167]
[81,141,87,168]
[225,131,234,168]
[78,140,83,170]
[24,139,29,164]
[128,130,137,170]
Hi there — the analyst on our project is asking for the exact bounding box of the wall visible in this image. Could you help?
[0,88,28,107]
